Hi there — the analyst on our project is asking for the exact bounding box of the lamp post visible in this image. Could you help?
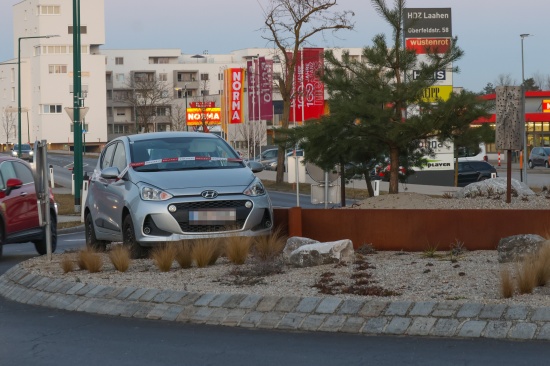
[521,33,532,185]
[17,34,58,158]
[72,0,83,213]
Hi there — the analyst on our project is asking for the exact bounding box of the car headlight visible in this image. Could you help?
[243,177,266,197]
[29,151,33,156]
[11,151,17,157]
[140,185,173,201]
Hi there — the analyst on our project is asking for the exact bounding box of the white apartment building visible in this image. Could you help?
[1,0,363,152]
[0,0,107,151]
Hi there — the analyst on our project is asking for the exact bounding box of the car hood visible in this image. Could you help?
[129,167,258,195]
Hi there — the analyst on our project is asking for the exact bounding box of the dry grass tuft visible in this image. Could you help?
[252,228,286,261]
[533,244,550,287]
[150,243,177,272]
[516,259,537,294]
[175,241,193,269]
[60,254,75,273]
[225,235,252,265]
[79,248,103,273]
[191,238,219,268]
[500,267,514,298]
[109,245,131,272]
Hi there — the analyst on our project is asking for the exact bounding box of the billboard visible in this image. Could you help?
[224,68,244,124]
[290,48,325,123]
[403,8,452,38]
[247,57,274,121]
[186,107,221,126]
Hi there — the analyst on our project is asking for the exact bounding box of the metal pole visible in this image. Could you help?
[184,85,188,132]
[72,0,83,213]
[521,34,532,186]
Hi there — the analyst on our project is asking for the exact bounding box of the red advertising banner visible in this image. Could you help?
[247,59,259,121]
[225,68,244,124]
[290,48,325,123]
[406,38,451,54]
[259,57,273,120]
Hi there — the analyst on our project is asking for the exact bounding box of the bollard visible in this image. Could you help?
[491,172,497,178]
[498,152,501,167]
[71,173,74,196]
[49,165,54,188]
[81,172,89,223]
[373,180,380,197]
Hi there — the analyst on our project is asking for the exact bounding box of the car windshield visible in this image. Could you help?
[130,136,244,172]
[13,144,31,150]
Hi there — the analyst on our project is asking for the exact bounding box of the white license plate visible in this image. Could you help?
[189,209,236,225]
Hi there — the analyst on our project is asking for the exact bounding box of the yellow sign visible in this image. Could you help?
[543,100,550,113]
[421,85,453,103]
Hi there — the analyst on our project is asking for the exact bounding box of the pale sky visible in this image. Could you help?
[1,0,548,93]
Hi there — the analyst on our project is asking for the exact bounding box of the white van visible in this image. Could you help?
[457,143,487,162]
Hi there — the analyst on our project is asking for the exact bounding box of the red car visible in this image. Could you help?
[0,156,57,258]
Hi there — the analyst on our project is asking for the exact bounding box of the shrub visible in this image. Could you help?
[225,235,252,265]
[252,228,286,261]
[150,243,177,272]
[422,243,438,258]
[109,245,131,272]
[191,238,218,268]
[175,241,193,269]
[516,259,537,294]
[533,244,550,287]
[60,254,75,274]
[79,248,102,273]
[208,238,223,265]
[500,267,514,298]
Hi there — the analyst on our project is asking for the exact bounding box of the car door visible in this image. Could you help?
[457,162,478,187]
[533,148,543,166]
[0,161,39,234]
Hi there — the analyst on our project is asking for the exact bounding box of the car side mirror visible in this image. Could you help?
[5,177,23,196]
[100,166,121,180]
[247,160,264,173]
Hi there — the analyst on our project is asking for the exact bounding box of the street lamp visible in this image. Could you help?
[521,33,533,185]
[17,34,59,158]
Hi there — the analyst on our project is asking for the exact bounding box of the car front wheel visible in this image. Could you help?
[528,160,534,169]
[545,161,549,168]
[122,215,147,259]
[34,213,57,255]
[85,212,107,251]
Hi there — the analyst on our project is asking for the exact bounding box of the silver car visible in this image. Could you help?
[11,144,34,162]
[84,132,273,257]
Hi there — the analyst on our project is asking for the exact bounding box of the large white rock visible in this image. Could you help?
[454,178,535,199]
[288,239,355,268]
[283,236,320,261]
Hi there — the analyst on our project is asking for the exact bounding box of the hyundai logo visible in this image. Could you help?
[201,190,218,199]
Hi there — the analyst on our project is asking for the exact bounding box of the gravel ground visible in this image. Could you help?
[20,188,550,308]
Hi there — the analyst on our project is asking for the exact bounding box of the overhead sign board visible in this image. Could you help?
[404,8,452,38]
[543,100,550,113]
[406,38,451,54]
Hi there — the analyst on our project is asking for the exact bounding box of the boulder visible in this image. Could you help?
[288,239,355,268]
[454,178,535,199]
[497,234,547,263]
[283,236,320,260]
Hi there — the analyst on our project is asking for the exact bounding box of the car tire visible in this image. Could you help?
[123,215,147,259]
[545,161,549,168]
[528,160,534,169]
[33,212,57,256]
[85,212,107,252]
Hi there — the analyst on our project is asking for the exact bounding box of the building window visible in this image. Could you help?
[49,64,67,74]
[106,72,112,82]
[159,73,167,81]
[115,57,124,65]
[11,68,15,82]
[41,104,63,114]
[114,124,129,134]
[116,74,125,82]
[116,108,126,116]
[38,5,60,15]
[68,26,88,34]
[107,108,113,117]
[200,73,209,81]
[149,57,168,64]
[70,123,89,133]
[11,88,15,102]
[218,73,224,81]
[156,107,170,116]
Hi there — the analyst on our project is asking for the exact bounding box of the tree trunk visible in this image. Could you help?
[389,146,400,194]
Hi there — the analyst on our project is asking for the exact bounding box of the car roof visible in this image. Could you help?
[124,131,219,143]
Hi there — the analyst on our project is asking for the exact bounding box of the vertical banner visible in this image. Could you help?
[247,60,259,121]
[259,57,273,120]
[225,68,244,124]
[290,48,325,122]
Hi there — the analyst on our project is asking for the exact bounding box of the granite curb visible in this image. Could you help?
[1,265,550,341]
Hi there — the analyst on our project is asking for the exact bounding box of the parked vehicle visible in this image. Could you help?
[0,156,57,258]
[11,143,34,162]
[528,147,550,168]
[252,148,279,166]
[457,143,487,162]
[457,161,497,187]
[264,150,304,171]
[84,132,273,258]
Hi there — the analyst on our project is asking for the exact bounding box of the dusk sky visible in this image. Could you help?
[1,0,548,93]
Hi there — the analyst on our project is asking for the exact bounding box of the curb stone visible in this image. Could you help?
[1,264,549,341]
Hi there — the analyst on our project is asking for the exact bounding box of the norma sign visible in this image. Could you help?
[404,8,452,38]
[543,100,550,113]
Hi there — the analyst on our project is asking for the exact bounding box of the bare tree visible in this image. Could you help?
[261,0,354,183]
[494,73,518,87]
[1,108,16,148]
[193,79,218,133]
[122,73,172,133]
[532,71,549,90]
[236,121,268,159]
[169,102,187,131]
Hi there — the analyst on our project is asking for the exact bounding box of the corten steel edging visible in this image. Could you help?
[273,208,550,251]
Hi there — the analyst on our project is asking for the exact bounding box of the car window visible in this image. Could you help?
[12,161,34,184]
[100,142,117,169]
[0,161,17,183]
[544,148,550,156]
[112,142,127,172]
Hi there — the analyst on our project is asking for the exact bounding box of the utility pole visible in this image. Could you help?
[72,0,83,213]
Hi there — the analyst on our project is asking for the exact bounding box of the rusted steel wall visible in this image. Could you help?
[273,208,550,251]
